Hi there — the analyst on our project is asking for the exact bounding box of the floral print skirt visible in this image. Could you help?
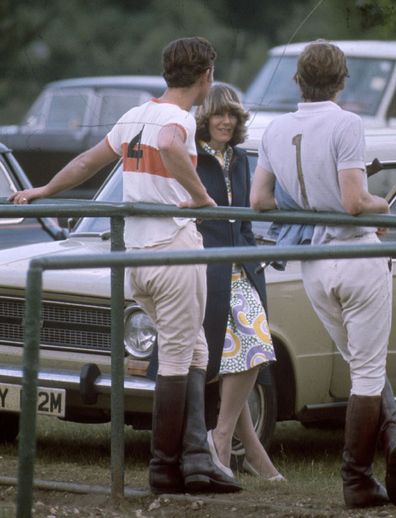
[219,269,276,375]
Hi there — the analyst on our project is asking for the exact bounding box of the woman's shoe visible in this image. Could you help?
[242,458,286,482]
[207,430,234,478]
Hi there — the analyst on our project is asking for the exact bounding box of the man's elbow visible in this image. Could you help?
[250,193,276,211]
[157,139,173,154]
[250,192,262,211]
[343,199,363,216]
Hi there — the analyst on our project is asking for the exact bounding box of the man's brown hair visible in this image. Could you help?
[162,37,217,88]
[294,39,349,101]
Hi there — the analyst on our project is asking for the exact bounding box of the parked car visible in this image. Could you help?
[0,142,66,249]
[0,131,396,455]
[0,77,243,201]
[0,76,165,199]
[245,40,396,138]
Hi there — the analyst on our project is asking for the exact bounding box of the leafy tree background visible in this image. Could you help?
[0,0,395,123]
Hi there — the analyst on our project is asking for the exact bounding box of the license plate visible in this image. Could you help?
[0,383,66,417]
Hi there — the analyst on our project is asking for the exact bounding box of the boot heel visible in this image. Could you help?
[184,474,211,492]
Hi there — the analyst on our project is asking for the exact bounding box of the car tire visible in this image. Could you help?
[0,411,19,442]
[231,372,277,463]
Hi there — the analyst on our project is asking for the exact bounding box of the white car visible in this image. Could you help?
[0,132,396,455]
[246,40,396,137]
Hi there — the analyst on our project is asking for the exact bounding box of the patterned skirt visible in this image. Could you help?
[219,269,276,375]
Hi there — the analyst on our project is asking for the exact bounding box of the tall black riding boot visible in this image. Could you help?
[341,394,389,508]
[149,374,187,494]
[379,380,396,505]
[181,368,242,493]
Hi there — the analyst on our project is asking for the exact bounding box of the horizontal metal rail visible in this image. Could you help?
[29,242,396,270]
[1,197,396,227]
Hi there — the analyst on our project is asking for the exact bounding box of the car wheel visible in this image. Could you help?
[231,375,277,461]
[0,411,19,442]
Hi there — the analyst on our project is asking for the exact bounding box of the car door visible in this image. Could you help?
[0,152,61,248]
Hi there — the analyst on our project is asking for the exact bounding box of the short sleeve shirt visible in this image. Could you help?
[106,99,197,248]
[258,101,371,244]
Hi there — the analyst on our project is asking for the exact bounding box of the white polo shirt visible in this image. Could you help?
[106,99,197,248]
[258,101,373,244]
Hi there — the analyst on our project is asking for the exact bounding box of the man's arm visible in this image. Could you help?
[157,124,215,208]
[10,138,118,204]
[338,168,389,215]
[250,165,277,210]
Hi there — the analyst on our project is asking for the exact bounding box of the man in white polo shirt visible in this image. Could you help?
[10,37,240,495]
[251,40,396,508]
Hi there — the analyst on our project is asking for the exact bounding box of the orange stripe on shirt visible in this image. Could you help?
[121,143,197,178]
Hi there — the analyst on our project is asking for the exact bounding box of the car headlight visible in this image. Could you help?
[124,306,157,359]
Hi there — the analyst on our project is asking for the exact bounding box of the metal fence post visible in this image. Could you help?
[16,264,43,518]
[110,216,126,501]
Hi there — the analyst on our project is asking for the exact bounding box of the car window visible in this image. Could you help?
[98,90,152,128]
[22,93,46,128]
[369,165,396,197]
[340,58,394,116]
[0,161,16,198]
[244,55,299,112]
[73,151,396,243]
[73,164,123,235]
[245,55,395,117]
[46,94,89,129]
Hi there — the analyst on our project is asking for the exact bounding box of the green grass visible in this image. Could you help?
[0,417,393,517]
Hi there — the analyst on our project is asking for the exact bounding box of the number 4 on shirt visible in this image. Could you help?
[128,127,144,168]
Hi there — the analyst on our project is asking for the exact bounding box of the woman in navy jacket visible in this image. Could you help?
[195,84,284,481]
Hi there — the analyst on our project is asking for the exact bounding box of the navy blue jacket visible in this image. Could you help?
[196,143,267,381]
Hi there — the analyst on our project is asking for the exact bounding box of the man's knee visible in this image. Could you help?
[351,375,386,397]
[190,348,208,371]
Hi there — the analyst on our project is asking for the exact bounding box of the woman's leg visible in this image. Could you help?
[212,365,283,478]
[212,367,259,467]
[235,402,281,478]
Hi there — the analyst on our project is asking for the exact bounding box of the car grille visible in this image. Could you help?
[0,296,112,353]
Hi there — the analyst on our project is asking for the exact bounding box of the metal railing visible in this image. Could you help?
[1,199,396,517]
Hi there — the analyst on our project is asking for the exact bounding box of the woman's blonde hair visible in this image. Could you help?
[195,83,249,146]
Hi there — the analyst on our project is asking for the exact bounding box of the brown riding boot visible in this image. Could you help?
[181,368,242,493]
[379,380,396,505]
[341,394,389,508]
[149,375,187,494]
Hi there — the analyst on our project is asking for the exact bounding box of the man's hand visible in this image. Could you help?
[9,186,47,204]
[377,227,389,237]
[178,194,217,209]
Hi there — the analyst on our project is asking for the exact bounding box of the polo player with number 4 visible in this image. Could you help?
[9,36,241,495]
[250,39,396,509]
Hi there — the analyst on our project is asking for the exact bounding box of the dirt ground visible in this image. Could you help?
[2,420,396,517]
[3,475,396,517]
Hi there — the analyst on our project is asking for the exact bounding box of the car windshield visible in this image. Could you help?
[244,55,395,117]
[73,152,396,242]
[73,153,272,240]
[73,163,123,235]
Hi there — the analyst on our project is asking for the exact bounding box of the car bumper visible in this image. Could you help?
[0,363,155,400]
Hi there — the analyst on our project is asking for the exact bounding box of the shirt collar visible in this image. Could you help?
[297,100,341,112]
